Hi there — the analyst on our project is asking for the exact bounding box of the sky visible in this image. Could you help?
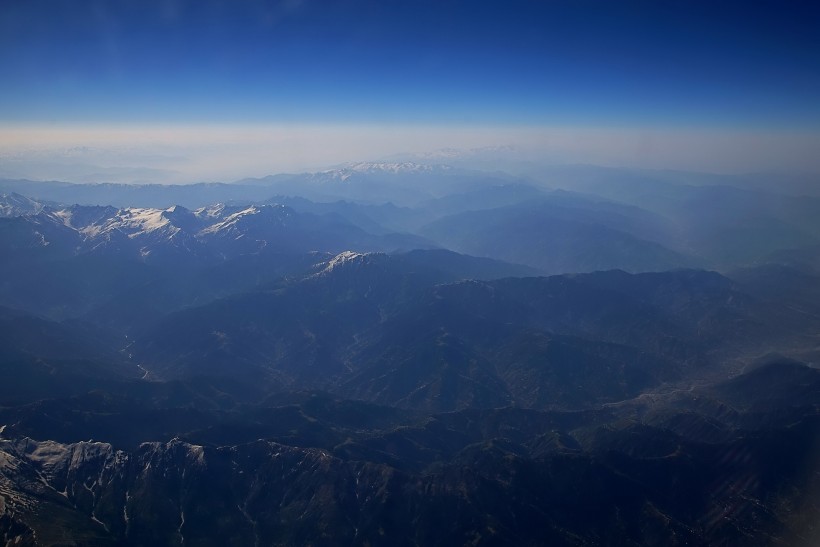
[1,0,819,182]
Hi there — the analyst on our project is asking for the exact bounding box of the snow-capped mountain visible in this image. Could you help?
[312,250,390,278]
[232,161,518,206]
[86,207,180,238]
[336,161,453,175]
[311,162,454,182]
[0,193,51,217]
[0,201,432,265]
[199,205,292,238]
[51,204,119,230]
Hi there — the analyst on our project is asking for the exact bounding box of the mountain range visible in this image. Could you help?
[0,164,819,545]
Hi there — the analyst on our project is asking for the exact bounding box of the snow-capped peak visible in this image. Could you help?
[223,205,263,220]
[78,207,185,240]
[315,162,453,181]
[345,162,452,174]
[0,193,49,217]
[195,203,223,218]
[314,251,388,276]
[193,203,235,220]
[327,250,367,268]
[111,208,173,237]
[198,204,291,237]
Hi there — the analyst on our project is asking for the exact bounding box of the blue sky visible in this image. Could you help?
[2,0,819,127]
[1,1,819,181]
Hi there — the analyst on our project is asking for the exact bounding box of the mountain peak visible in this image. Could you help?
[345,161,450,173]
[163,205,189,215]
[0,192,49,217]
[317,162,454,179]
[197,204,294,241]
[113,207,175,237]
[316,250,387,275]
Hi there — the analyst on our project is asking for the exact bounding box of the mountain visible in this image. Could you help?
[0,179,276,209]
[0,306,139,404]
[761,243,820,275]
[535,168,820,266]
[238,163,526,206]
[6,167,820,272]
[1,165,494,210]
[39,203,432,261]
[0,202,438,322]
[129,259,814,413]
[0,360,816,546]
[130,250,525,389]
[0,193,51,217]
[419,200,696,274]
[2,167,820,545]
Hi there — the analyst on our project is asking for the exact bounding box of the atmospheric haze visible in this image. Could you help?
[2,124,820,184]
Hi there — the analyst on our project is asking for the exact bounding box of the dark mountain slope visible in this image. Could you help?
[132,262,812,412]
[0,307,139,404]
[0,365,816,547]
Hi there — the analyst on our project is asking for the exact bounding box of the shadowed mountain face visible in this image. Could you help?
[129,261,813,413]
[0,360,816,546]
[1,169,820,546]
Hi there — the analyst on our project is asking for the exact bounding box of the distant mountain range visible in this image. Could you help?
[6,162,820,274]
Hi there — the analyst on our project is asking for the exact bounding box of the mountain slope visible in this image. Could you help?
[130,260,812,412]
[1,360,816,547]
[419,201,695,274]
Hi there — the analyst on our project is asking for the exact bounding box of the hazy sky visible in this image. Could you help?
[1,0,819,182]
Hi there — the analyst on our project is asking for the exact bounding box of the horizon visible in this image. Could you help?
[3,123,820,185]
[2,1,820,183]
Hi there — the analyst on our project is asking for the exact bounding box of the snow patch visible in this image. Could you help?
[91,514,110,533]
[198,206,261,235]
[51,209,74,226]
[123,489,131,532]
[314,161,452,182]
[316,251,373,275]
[344,161,450,174]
